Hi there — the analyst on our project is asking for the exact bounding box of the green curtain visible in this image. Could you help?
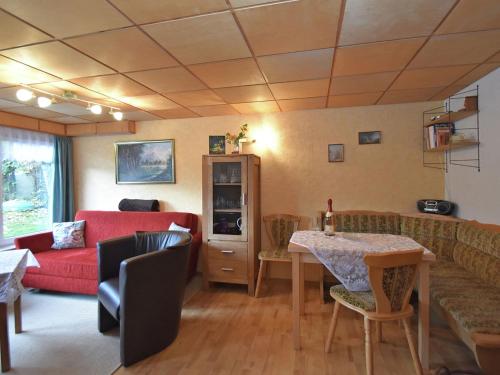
[52,136,75,222]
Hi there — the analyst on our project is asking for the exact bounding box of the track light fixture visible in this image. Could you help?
[37,96,52,108]
[89,104,102,115]
[110,110,123,121]
[16,88,34,101]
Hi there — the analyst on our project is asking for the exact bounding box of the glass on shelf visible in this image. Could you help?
[213,212,242,235]
[213,162,241,184]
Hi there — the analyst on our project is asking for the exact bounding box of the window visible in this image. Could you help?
[0,126,54,246]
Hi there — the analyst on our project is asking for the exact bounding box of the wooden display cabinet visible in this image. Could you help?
[202,154,260,296]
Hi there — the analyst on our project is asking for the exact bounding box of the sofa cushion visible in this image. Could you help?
[401,215,458,259]
[75,210,198,247]
[52,220,86,249]
[27,248,97,280]
[333,211,401,235]
[431,259,500,336]
[453,221,500,288]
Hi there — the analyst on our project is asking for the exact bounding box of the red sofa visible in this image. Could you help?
[14,210,202,295]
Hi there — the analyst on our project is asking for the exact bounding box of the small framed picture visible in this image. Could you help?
[328,144,344,162]
[359,131,381,145]
[209,135,226,154]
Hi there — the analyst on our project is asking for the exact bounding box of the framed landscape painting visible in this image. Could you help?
[209,135,225,154]
[328,144,344,162]
[115,140,175,184]
[359,131,381,145]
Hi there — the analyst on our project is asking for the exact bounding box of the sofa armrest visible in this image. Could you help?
[97,235,136,283]
[14,231,54,253]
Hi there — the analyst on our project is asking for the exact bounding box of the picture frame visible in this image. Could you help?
[359,131,382,145]
[328,144,344,163]
[209,135,226,155]
[115,139,175,184]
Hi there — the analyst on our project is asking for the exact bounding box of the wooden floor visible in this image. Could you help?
[115,280,481,375]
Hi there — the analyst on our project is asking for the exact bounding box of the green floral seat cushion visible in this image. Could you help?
[431,259,500,336]
[453,222,500,288]
[334,212,401,235]
[330,285,376,312]
[258,248,291,260]
[401,216,458,259]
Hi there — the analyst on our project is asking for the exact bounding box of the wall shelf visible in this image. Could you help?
[422,86,480,172]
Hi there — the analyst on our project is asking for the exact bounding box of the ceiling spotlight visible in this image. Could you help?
[89,104,102,115]
[16,88,34,101]
[112,111,123,121]
[37,96,52,108]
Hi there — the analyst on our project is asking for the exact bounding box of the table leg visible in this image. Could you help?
[292,252,301,350]
[0,303,10,372]
[418,262,430,372]
[14,296,21,334]
[299,257,305,316]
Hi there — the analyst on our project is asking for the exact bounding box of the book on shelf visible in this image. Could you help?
[425,123,454,150]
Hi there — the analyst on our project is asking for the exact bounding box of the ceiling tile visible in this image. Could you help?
[31,81,108,99]
[258,48,333,83]
[278,97,326,112]
[49,102,90,116]
[65,27,178,73]
[0,0,131,38]
[269,79,329,99]
[235,0,341,56]
[391,65,476,90]
[166,90,225,106]
[333,38,425,76]
[109,0,228,24]
[189,58,265,88]
[92,97,135,111]
[121,111,161,122]
[409,30,500,69]
[231,101,279,114]
[71,74,153,98]
[5,106,61,118]
[78,112,115,122]
[436,0,500,34]
[0,9,51,49]
[2,41,114,80]
[339,0,455,45]
[489,51,500,63]
[229,0,277,6]
[143,12,251,65]
[126,67,206,93]
[0,56,59,85]
[53,116,91,124]
[151,108,199,119]
[190,104,240,117]
[0,98,24,108]
[378,87,444,105]
[330,72,398,95]
[213,85,273,103]
[454,63,500,86]
[119,94,180,110]
[430,85,467,100]
[327,92,382,108]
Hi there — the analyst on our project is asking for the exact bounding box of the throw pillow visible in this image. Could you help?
[52,220,86,249]
[169,222,191,233]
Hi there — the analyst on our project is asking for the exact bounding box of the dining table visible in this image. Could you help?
[0,249,39,372]
[288,230,436,372]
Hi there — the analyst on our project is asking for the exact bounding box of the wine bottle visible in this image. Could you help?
[324,198,335,236]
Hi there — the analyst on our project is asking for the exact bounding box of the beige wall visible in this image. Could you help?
[73,102,444,278]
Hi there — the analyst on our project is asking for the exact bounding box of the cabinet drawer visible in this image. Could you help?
[208,259,247,283]
[207,241,247,262]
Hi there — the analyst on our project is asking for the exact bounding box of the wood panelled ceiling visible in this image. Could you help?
[0,0,498,124]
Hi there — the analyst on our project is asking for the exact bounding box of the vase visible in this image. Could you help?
[232,143,240,154]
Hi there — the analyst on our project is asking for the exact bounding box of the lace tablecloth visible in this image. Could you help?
[0,249,39,304]
[290,231,430,292]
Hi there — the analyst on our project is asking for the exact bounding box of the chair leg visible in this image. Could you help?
[325,301,340,353]
[318,265,324,304]
[402,319,423,375]
[375,321,382,343]
[255,260,266,298]
[98,301,118,333]
[364,317,373,375]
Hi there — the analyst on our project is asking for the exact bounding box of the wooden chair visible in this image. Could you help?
[325,249,424,375]
[255,214,300,298]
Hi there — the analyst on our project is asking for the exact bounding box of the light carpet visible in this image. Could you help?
[5,275,202,375]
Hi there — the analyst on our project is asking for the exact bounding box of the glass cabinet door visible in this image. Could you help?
[208,157,247,241]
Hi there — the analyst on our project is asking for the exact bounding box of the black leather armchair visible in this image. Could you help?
[97,231,192,367]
